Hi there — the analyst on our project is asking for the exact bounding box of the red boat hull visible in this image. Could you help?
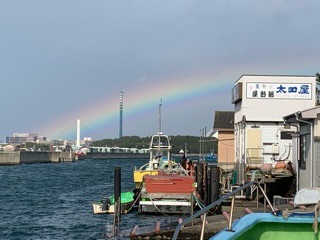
[144,175,195,193]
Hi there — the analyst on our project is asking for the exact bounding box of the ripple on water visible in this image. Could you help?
[1,159,175,240]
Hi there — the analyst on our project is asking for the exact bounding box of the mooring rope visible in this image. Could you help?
[145,192,193,217]
[282,208,291,220]
[193,194,205,209]
[124,190,142,214]
[313,201,320,233]
[146,192,170,216]
[280,201,320,234]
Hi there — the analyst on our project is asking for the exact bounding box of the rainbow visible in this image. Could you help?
[42,53,319,139]
[39,72,235,139]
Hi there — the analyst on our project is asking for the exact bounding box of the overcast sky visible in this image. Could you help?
[1,1,320,141]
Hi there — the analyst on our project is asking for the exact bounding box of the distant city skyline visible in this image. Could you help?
[1,1,319,141]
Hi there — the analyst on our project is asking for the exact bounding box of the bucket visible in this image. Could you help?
[261,163,272,173]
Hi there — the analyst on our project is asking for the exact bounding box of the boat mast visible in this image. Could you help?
[159,99,162,134]
[158,99,162,149]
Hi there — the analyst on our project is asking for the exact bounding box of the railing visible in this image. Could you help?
[246,148,264,168]
[172,181,276,240]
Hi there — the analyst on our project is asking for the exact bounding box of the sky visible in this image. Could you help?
[0,0,320,141]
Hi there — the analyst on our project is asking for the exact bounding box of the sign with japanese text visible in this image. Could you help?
[246,83,312,99]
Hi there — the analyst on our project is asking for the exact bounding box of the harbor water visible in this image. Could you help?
[0,159,182,239]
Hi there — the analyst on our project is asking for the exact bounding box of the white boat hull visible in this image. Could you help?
[92,202,115,214]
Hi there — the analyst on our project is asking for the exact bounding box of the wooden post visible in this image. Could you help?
[190,192,194,226]
[210,166,221,213]
[200,212,207,240]
[112,167,121,236]
[227,195,235,231]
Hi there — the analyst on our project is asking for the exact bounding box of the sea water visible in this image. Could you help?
[0,159,180,240]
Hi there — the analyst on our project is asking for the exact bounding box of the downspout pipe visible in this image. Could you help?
[283,119,299,192]
[295,112,314,188]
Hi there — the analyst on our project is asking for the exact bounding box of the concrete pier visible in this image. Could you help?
[0,151,76,166]
[0,152,20,165]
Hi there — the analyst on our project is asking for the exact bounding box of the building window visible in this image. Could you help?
[280,131,293,140]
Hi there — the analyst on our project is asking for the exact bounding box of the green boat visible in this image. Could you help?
[92,191,135,214]
[210,212,320,240]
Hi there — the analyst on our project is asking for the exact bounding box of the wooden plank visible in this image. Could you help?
[222,211,230,221]
[130,225,139,236]
[155,221,161,233]
[244,207,253,214]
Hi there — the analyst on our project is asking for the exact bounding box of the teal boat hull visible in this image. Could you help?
[210,212,320,240]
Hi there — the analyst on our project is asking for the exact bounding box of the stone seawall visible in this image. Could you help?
[20,152,51,164]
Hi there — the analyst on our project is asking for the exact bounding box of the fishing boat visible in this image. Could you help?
[134,132,195,213]
[139,173,195,214]
[205,152,218,163]
[134,101,195,214]
[92,191,134,214]
[133,100,189,189]
[133,133,184,187]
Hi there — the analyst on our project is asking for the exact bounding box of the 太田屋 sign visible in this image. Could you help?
[246,83,312,99]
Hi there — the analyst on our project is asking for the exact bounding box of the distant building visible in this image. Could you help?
[13,133,38,142]
[6,136,27,144]
[6,133,39,144]
[51,139,66,146]
[213,111,235,170]
[82,137,93,146]
[36,136,48,144]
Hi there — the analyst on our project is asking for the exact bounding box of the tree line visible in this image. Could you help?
[91,135,217,154]
[22,135,217,154]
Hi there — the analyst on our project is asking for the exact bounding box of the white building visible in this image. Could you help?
[284,106,320,190]
[232,74,316,183]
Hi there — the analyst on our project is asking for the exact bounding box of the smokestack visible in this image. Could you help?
[119,92,123,138]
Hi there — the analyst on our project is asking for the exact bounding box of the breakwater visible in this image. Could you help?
[78,153,200,160]
[0,151,76,166]
[78,152,149,160]
[0,152,200,166]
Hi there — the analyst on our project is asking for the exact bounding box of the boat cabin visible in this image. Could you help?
[148,133,172,169]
